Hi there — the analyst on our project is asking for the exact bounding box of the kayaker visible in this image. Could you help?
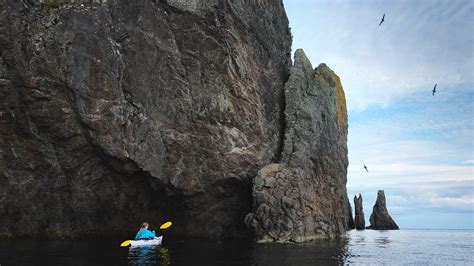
[135,222,156,240]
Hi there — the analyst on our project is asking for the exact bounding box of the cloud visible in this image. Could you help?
[331,56,469,111]
[350,163,474,183]
[346,89,473,227]
[400,182,473,210]
[285,0,474,111]
[348,179,473,219]
[283,0,474,229]
[348,89,473,168]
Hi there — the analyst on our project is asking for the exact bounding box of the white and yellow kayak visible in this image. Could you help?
[129,236,163,247]
[120,222,172,248]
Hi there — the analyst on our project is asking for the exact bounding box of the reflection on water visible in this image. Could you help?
[158,247,171,266]
[128,246,156,265]
[128,246,170,265]
[375,236,391,247]
[0,230,473,265]
[354,234,366,244]
[249,238,350,266]
[126,237,351,265]
[331,237,351,264]
[126,230,474,265]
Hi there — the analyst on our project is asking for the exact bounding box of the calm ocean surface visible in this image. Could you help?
[0,229,473,265]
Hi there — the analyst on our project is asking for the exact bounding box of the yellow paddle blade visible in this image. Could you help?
[120,240,131,247]
[160,221,172,229]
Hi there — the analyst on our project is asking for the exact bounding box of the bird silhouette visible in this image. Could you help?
[363,165,369,172]
[432,84,437,96]
[379,14,385,26]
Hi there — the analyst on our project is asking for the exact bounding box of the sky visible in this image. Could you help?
[283,0,474,229]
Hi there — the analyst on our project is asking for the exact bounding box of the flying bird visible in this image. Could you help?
[379,13,385,26]
[432,84,437,96]
[363,165,369,172]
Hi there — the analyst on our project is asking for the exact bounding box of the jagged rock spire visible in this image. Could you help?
[354,193,365,230]
[368,190,399,230]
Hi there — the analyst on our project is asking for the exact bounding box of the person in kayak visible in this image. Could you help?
[135,222,156,240]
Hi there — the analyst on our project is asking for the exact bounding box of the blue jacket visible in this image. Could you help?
[135,228,156,240]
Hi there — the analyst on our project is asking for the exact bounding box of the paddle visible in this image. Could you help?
[120,240,132,247]
[120,221,173,247]
[160,221,172,229]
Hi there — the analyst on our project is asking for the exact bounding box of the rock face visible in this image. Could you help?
[368,190,399,230]
[244,50,354,242]
[0,0,291,238]
[354,193,365,230]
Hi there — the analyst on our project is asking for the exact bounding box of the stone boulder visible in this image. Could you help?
[367,190,399,230]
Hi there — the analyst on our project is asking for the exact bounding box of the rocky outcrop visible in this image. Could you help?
[354,194,365,230]
[244,50,354,242]
[0,0,291,238]
[367,190,399,230]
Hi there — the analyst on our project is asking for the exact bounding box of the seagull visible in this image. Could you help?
[363,165,369,172]
[379,13,385,26]
[432,84,437,96]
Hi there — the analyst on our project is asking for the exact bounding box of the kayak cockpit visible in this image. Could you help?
[130,236,163,247]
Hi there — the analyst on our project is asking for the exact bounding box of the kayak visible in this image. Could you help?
[129,236,163,247]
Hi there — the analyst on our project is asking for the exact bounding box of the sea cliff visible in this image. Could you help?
[0,0,353,240]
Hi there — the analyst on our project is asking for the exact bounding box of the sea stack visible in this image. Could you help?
[244,50,354,242]
[368,190,399,230]
[354,194,365,230]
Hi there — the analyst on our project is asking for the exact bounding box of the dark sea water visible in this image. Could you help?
[0,229,473,265]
